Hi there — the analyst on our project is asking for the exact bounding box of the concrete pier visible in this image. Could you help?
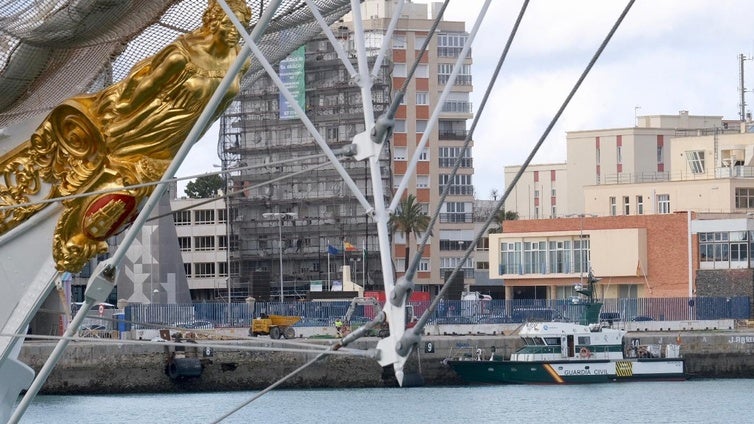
[18,323,754,394]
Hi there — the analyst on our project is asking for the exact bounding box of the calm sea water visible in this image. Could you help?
[17,379,754,424]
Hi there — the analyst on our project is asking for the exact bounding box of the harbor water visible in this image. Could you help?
[17,379,754,424]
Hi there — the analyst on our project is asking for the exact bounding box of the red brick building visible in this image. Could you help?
[489,212,696,300]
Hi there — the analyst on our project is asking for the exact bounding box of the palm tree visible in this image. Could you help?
[488,209,519,233]
[389,194,430,272]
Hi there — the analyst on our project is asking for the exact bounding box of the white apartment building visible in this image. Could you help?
[171,196,229,301]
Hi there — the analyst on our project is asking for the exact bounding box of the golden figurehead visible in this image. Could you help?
[0,0,252,271]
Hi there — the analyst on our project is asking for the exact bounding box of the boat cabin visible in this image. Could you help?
[510,322,626,361]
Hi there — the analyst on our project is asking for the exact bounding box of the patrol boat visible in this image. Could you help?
[445,274,686,384]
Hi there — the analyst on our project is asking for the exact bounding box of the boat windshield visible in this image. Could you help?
[544,337,560,345]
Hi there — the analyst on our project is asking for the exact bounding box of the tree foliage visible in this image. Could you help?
[488,209,519,233]
[389,194,430,272]
[184,174,225,199]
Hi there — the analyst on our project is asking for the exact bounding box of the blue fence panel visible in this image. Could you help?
[123,296,751,328]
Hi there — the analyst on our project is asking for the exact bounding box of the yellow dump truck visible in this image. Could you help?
[249,314,301,339]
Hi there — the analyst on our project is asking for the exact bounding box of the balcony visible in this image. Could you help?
[438,130,468,140]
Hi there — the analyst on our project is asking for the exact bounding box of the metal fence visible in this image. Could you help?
[118,296,751,331]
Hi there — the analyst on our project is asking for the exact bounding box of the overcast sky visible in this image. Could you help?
[177,0,754,200]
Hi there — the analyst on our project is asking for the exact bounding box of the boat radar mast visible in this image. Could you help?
[573,270,602,325]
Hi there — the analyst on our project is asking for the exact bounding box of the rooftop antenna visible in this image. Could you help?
[739,53,751,121]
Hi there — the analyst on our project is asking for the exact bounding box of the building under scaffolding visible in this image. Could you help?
[218,0,476,301]
[219,32,392,301]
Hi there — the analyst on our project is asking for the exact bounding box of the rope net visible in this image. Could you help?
[0,0,353,128]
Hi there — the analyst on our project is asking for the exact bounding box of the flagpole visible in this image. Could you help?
[362,240,366,287]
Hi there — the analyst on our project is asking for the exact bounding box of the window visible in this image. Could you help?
[438,120,466,139]
[657,194,671,214]
[438,147,472,167]
[416,175,430,188]
[441,92,471,113]
[326,126,339,141]
[174,210,191,226]
[217,208,227,223]
[218,262,228,277]
[573,238,590,275]
[534,190,540,199]
[394,119,406,133]
[414,36,427,50]
[392,35,406,49]
[393,174,403,189]
[500,242,522,275]
[623,196,630,215]
[438,63,472,85]
[548,240,571,273]
[441,202,471,223]
[551,206,557,218]
[416,92,428,105]
[194,209,214,224]
[439,174,473,195]
[735,188,754,209]
[418,259,430,272]
[699,232,738,265]
[616,145,622,164]
[194,262,215,277]
[609,196,617,216]
[637,195,644,215]
[437,32,470,57]
[439,229,473,251]
[393,147,407,161]
[194,236,214,251]
[184,263,191,277]
[415,64,428,78]
[416,120,428,133]
[686,150,705,174]
[178,237,191,251]
[440,257,474,279]
[418,147,429,161]
[218,235,227,250]
[476,261,489,270]
[523,241,547,274]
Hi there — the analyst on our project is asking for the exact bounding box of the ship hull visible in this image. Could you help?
[447,358,686,384]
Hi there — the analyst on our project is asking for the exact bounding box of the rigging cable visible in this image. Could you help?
[408,0,636,336]
[213,2,453,421]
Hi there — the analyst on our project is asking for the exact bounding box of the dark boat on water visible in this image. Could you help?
[445,273,685,384]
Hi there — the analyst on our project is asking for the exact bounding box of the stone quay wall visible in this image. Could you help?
[18,327,754,394]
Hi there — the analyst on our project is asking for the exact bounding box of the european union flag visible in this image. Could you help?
[327,245,339,255]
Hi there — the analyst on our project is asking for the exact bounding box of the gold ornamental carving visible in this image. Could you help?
[0,0,252,272]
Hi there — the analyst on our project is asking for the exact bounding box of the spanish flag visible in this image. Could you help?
[343,241,358,251]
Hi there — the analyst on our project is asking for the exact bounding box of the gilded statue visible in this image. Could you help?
[0,0,252,271]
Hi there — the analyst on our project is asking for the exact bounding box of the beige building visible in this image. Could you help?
[584,126,754,216]
[503,163,568,220]
[504,111,727,218]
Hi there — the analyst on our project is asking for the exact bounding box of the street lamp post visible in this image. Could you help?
[263,212,298,302]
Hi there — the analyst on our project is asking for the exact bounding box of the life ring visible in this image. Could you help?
[579,347,591,358]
